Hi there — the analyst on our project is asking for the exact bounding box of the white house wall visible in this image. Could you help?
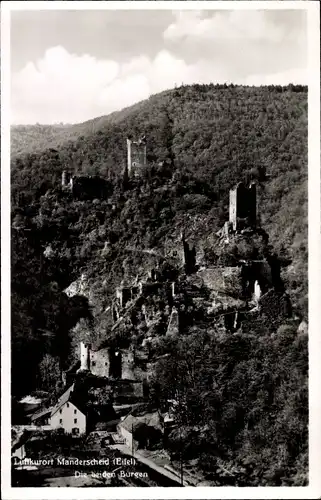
[118,424,133,450]
[12,444,26,460]
[50,401,86,435]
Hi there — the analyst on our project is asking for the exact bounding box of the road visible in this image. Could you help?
[111,443,188,486]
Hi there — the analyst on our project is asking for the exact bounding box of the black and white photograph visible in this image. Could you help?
[1,0,320,498]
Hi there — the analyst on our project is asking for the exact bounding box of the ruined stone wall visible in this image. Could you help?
[121,349,136,380]
[140,282,163,297]
[229,182,257,231]
[71,176,112,200]
[131,142,146,168]
[182,239,196,275]
[116,287,132,309]
[248,182,257,226]
[90,348,110,378]
[142,304,156,327]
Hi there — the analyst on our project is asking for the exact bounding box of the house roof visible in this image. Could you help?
[65,360,80,373]
[50,384,86,417]
[163,413,175,423]
[119,406,162,433]
[30,407,52,422]
[12,430,30,453]
[31,385,83,421]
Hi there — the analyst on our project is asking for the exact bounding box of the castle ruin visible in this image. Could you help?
[61,171,112,200]
[181,232,197,275]
[229,181,257,231]
[126,135,147,178]
[62,171,73,190]
[79,342,136,381]
[69,171,291,392]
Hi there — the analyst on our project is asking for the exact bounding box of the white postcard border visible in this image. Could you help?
[1,1,320,499]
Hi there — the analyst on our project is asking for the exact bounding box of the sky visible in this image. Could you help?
[10,8,308,125]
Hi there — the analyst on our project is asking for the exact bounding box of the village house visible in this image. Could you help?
[117,405,163,451]
[12,431,29,461]
[31,384,86,436]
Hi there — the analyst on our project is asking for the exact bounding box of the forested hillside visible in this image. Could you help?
[11,124,73,156]
[11,82,308,312]
[11,84,308,485]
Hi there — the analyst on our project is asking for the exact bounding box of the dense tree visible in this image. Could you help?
[149,328,308,485]
[37,354,62,393]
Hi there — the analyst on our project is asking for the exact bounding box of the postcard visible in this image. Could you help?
[1,1,320,499]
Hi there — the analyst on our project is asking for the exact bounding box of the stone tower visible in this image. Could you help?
[229,182,257,231]
[79,341,91,371]
[248,181,257,226]
[126,135,147,177]
[181,232,196,275]
[62,170,73,190]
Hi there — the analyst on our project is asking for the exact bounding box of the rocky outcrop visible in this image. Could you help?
[198,267,244,298]
[64,273,92,300]
[166,307,179,336]
[297,320,308,336]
